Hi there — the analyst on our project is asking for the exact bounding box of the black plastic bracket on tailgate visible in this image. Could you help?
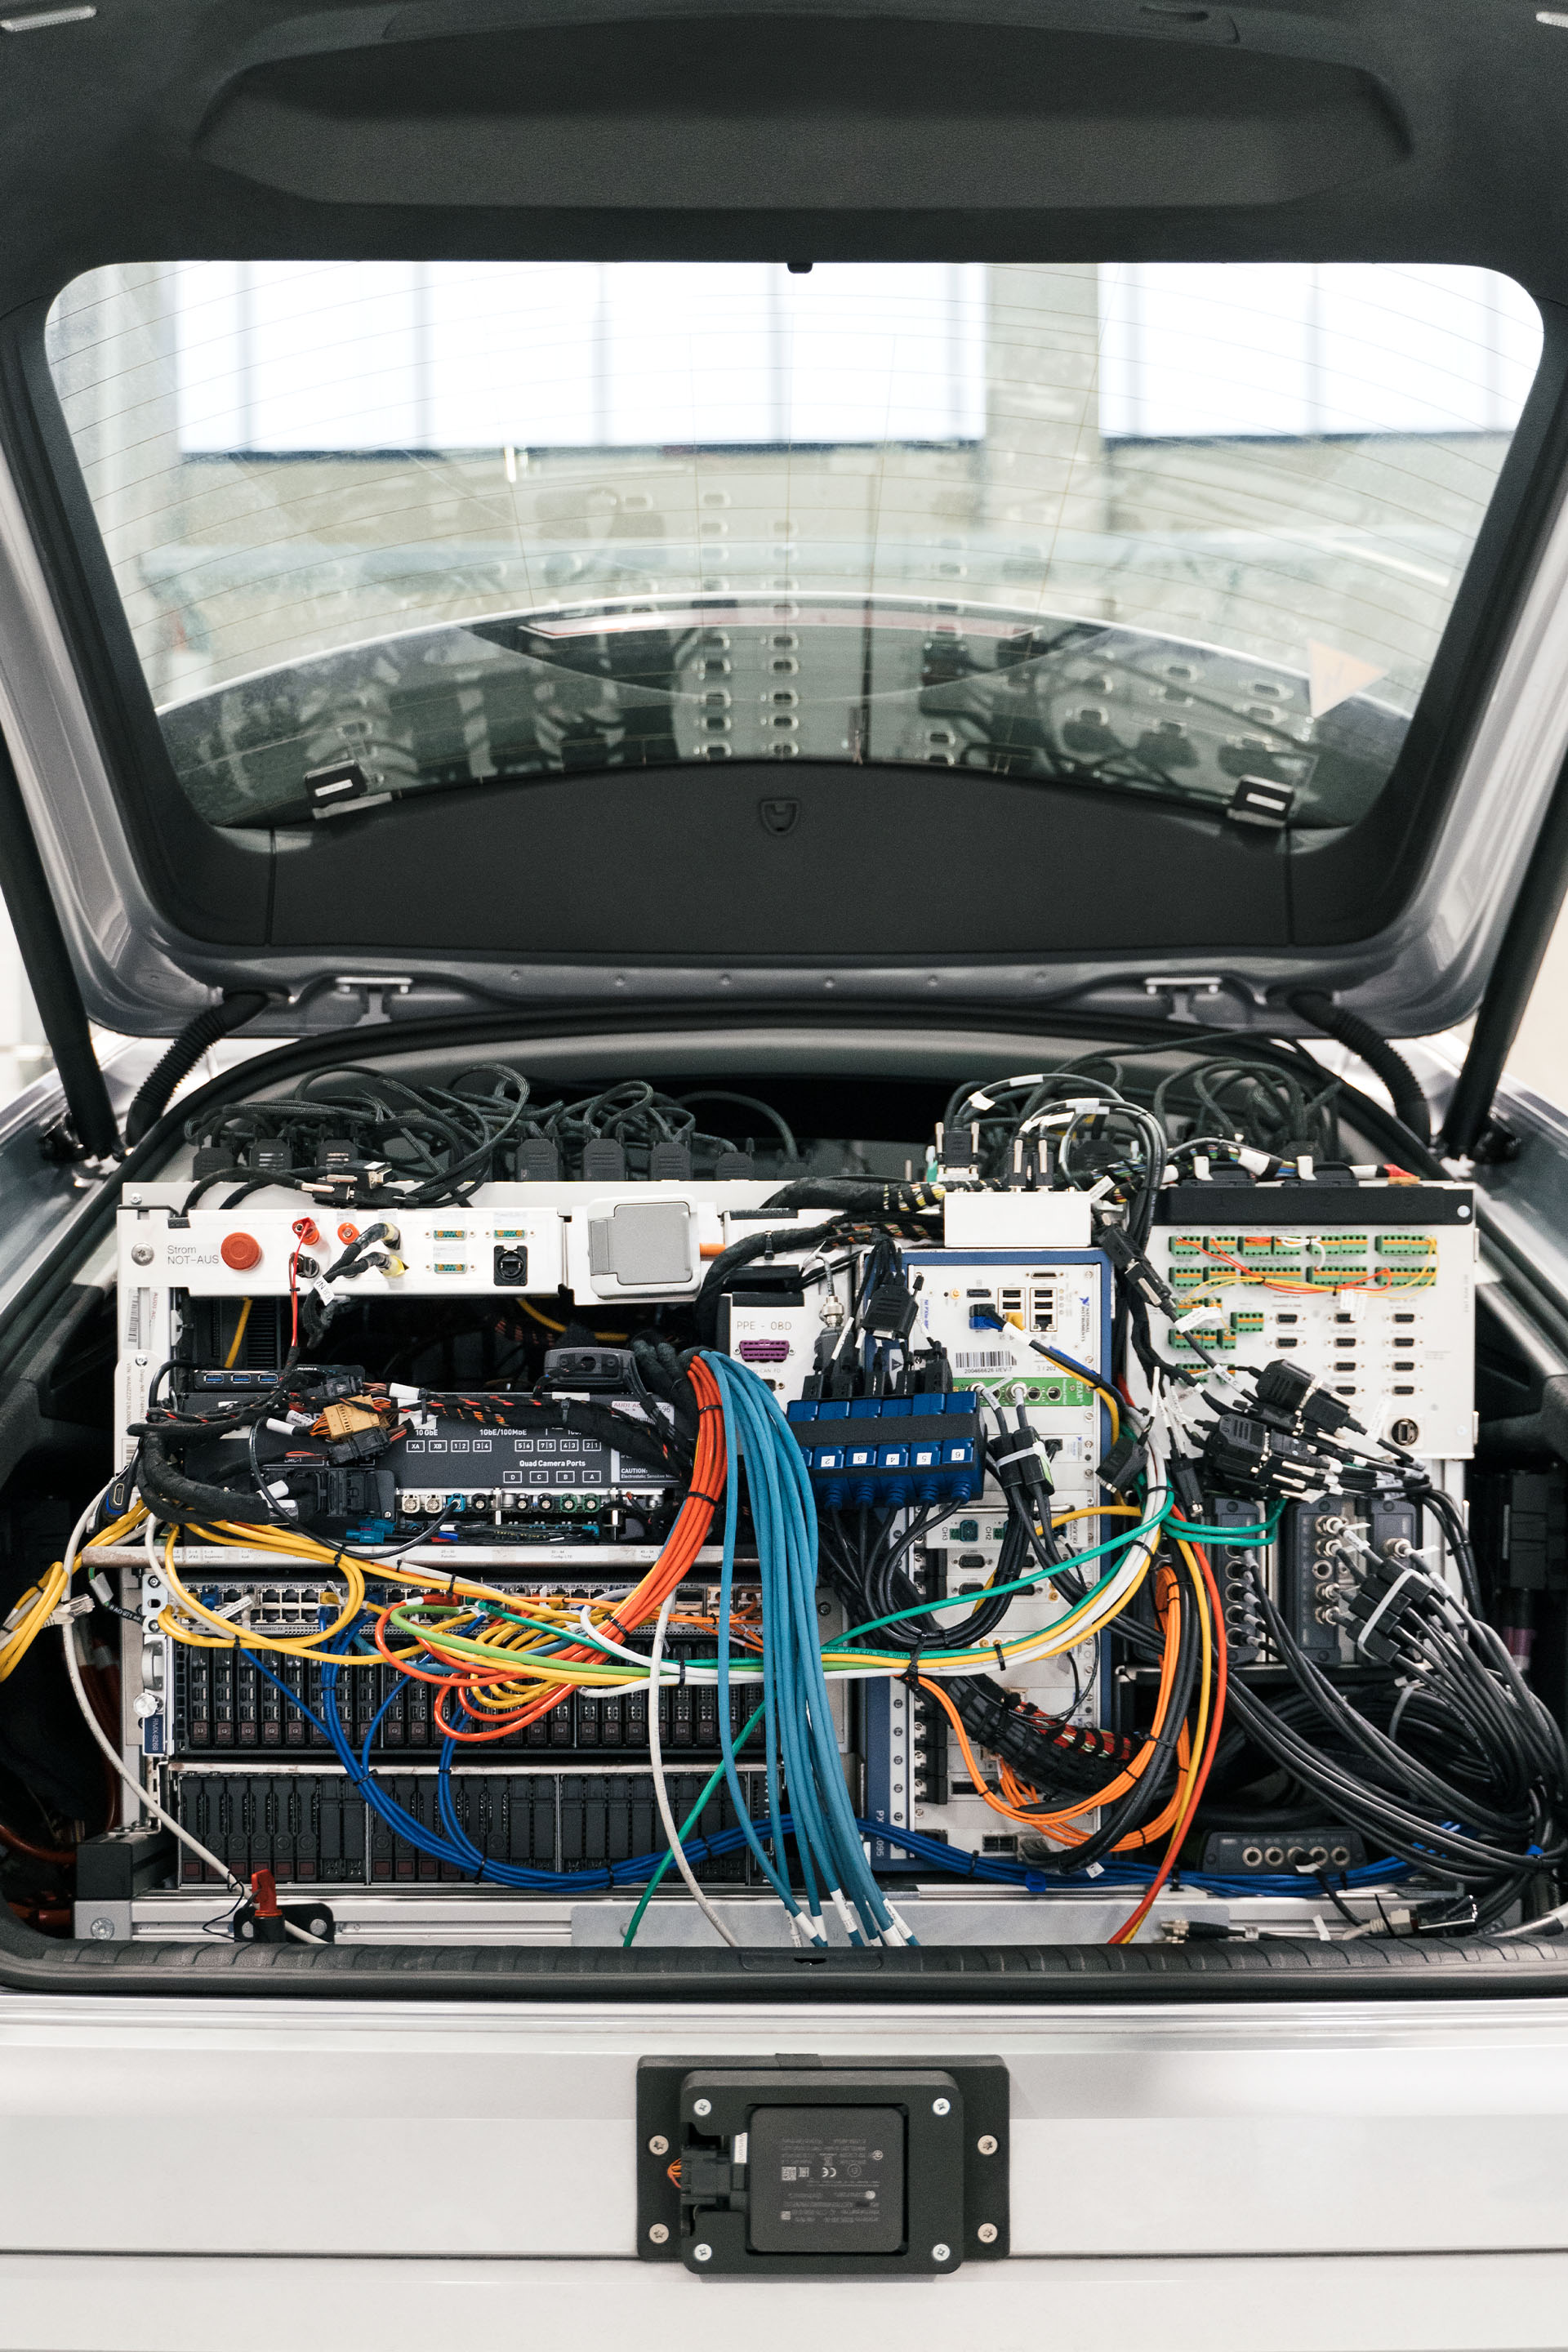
[636,2053,1009,2276]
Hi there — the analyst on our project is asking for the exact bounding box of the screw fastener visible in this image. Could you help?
[932,2243,951,2262]
[977,2133,998,2155]
[648,2224,669,2245]
[130,1245,154,1266]
[932,2096,951,2115]
[977,2223,999,2244]
[693,2243,713,2264]
[693,2097,712,2117]
[648,2134,670,2156]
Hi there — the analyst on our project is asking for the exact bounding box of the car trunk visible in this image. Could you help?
[0,1009,1557,1979]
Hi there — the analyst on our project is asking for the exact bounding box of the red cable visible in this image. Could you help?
[0,1816,74,1868]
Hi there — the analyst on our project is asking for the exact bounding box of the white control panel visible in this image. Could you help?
[1146,1181,1477,1459]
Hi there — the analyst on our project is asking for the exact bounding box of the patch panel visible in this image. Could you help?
[115,1181,868,1339]
[1201,1829,1367,1875]
[786,1393,985,1507]
[1204,1494,1272,1668]
[1279,1490,1422,1662]
[172,1388,678,1550]
[149,1576,761,1760]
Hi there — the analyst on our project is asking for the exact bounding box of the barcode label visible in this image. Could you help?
[953,1350,1015,1371]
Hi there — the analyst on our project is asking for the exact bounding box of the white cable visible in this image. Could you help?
[1491,1904,1568,1940]
[69,1505,323,1931]
[61,1619,243,1898]
[647,1589,737,1948]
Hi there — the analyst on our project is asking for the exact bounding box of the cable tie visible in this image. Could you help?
[1353,1565,1422,1658]
[994,1643,1007,1671]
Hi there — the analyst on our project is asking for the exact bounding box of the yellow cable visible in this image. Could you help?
[139,1497,1156,1682]
[518,1298,566,1334]
[157,1526,366,1655]
[0,1503,148,1681]
[0,1565,65,1682]
[515,1298,630,1343]
[1001,1319,1122,1444]
[224,1298,253,1371]
[140,1497,1158,1687]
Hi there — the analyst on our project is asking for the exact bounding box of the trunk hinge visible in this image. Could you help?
[330,975,415,1025]
[1142,975,1224,1024]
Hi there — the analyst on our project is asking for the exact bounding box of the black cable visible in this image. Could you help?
[126,992,270,1149]
[1421,1481,1486,1619]
[135,1431,278,1527]
[1289,991,1432,1149]
[180,1060,535,1210]
[1227,1575,1565,1886]
[675,1089,799,1161]
[693,1219,841,1347]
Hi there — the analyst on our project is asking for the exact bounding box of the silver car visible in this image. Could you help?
[0,4,1566,2345]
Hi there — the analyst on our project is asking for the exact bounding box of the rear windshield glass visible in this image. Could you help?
[46,261,1541,830]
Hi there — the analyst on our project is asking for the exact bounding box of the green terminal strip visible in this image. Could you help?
[957,1372,1096,1409]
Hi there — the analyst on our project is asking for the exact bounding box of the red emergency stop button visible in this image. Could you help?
[220,1232,262,1272]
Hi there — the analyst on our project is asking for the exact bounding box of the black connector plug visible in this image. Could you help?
[863,1279,920,1341]
[1099,1223,1178,1315]
[1097,1426,1147,1495]
[1255,1357,1363,1438]
[1201,1412,1334,1503]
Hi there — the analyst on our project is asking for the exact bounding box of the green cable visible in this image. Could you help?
[623,1702,768,1949]
[1171,1503,1284,1544]
[392,1499,1237,1689]
[393,1597,578,1648]
[832,1503,1172,1650]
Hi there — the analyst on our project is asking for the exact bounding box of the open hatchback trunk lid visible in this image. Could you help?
[0,0,1567,1042]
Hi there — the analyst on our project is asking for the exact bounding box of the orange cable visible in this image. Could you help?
[1108,1530,1228,1944]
